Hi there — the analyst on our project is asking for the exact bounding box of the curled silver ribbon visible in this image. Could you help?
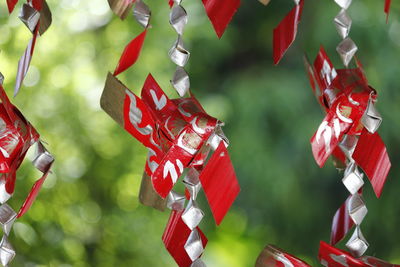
[133,0,151,28]
[169,1,190,97]
[333,0,357,67]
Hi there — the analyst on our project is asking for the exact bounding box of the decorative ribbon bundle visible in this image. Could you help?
[102,0,241,266]
[1,1,54,265]
[255,1,396,266]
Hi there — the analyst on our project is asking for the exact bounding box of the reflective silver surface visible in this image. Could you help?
[182,199,204,230]
[171,67,190,97]
[168,36,190,67]
[166,191,185,211]
[334,9,352,39]
[334,0,352,9]
[184,229,204,261]
[0,204,16,236]
[361,98,382,134]
[170,5,187,36]
[191,258,206,267]
[346,226,369,257]
[336,37,358,67]
[32,142,54,173]
[0,236,15,266]
[342,163,364,195]
[133,0,151,28]
[348,194,367,225]
[19,4,40,33]
[183,169,201,200]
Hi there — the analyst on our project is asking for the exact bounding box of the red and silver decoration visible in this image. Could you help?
[0,79,54,266]
[103,1,240,266]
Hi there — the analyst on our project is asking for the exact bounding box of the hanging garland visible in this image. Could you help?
[0,0,54,265]
[101,0,241,266]
[255,1,396,266]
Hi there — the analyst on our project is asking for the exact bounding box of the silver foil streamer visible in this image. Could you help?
[184,229,204,261]
[133,0,151,28]
[32,142,54,173]
[0,204,16,236]
[182,199,204,230]
[336,37,358,67]
[191,258,206,267]
[342,162,364,195]
[348,194,367,225]
[183,169,201,200]
[0,73,4,85]
[169,0,190,97]
[0,236,15,267]
[334,0,352,9]
[170,5,188,35]
[346,226,369,257]
[334,9,352,39]
[0,178,12,205]
[19,4,40,33]
[167,190,185,211]
[169,36,190,68]
[361,98,382,134]
[171,67,190,97]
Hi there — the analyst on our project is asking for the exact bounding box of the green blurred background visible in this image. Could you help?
[0,0,399,266]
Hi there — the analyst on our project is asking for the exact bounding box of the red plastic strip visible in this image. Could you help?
[319,241,367,267]
[199,142,240,225]
[202,0,240,38]
[114,29,147,76]
[162,210,207,267]
[385,0,392,23]
[353,129,391,198]
[273,0,304,64]
[330,195,354,246]
[17,166,52,218]
[6,0,18,13]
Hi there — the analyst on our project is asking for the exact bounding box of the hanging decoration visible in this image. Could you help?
[254,0,396,265]
[103,0,240,266]
[0,81,54,266]
[255,242,400,266]
[0,1,54,265]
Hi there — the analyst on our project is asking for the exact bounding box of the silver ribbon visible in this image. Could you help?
[169,1,190,97]
[133,0,151,28]
[19,3,40,33]
[361,97,382,134]
[333,1,357,67]
[32,141,54,173]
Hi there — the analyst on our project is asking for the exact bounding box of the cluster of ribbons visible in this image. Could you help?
[254,1,395,266]
[1,1,54,265]
[255,49,394,266]
[256,242,400,267]
[104,0,241,266]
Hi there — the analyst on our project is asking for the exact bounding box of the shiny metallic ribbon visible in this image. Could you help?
[333,0,358,67]
[0,138,54,266]
[331,0,386,257]
[167,169,206,266]
[166,131,229,265]
[169,0,190,97]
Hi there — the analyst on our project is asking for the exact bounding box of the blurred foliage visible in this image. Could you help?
[0,0,400,266]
